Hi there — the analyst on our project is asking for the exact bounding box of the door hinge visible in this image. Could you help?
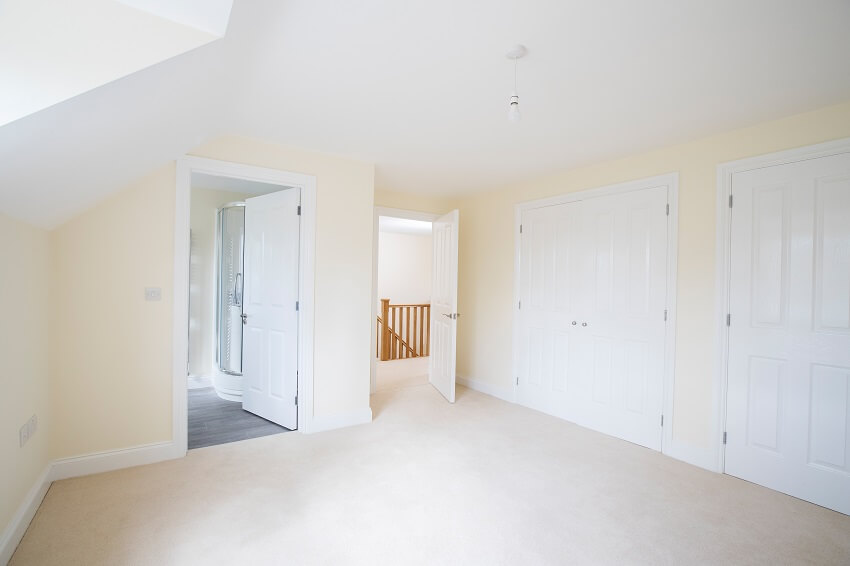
[295,395,298,406]
[665,203,670,216]
[664,309,668,321]
[297,205,301,216]
[516,376,519,386]
[518,300,521,310]
[661,414,664,427]
[726,313,731,327]
[728,194,733,208]
[723,431,727,445]
[519,224,523,234]
[296,301,300,311]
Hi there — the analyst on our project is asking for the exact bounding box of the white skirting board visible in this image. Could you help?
[0,466,51,566]
[49,441,180,482]
[308,408,372,434]
[457,376,516,404]
[0,441,181,565]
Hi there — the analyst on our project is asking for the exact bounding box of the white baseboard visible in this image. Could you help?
[50,441,180,482]
[0,465,51,566]
[308,408,372,434]
[665,439,721,473]
[457,376,516,403]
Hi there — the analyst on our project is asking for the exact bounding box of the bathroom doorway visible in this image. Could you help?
[174,157,316,453]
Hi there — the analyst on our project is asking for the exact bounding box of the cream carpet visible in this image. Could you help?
[11,380,850,565]
[376,356,429,391]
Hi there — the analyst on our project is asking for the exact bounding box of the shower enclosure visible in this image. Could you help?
[213,202,246,401]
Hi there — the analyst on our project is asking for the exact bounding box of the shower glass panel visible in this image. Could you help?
[217,203,246,375]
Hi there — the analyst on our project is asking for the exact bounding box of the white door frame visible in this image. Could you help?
[714,137,850,473]
[173,156,317,456]
[512,172,679,455]
[371,207,440,394]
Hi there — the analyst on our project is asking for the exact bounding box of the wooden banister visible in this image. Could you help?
[377,298,430,361]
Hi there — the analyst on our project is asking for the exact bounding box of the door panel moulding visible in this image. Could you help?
[511,173,680,461]
[714,137,850,475]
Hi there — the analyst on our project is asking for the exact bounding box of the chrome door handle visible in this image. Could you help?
[442,313,460,320]
[241,313,248,325]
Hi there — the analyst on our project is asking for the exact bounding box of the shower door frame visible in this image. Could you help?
[173,156,317,456]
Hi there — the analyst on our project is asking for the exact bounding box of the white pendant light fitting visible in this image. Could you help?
[506,44,526,122]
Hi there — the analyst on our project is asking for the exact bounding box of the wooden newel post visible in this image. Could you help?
[380,298,390,361]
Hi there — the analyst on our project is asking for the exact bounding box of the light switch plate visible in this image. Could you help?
[144,287,162,301]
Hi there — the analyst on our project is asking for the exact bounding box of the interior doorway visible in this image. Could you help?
[173,157,317,455]
[370,207,460,402]
[185,173,299,449]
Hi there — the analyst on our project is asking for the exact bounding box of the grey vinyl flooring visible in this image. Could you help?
[188,387,289,450]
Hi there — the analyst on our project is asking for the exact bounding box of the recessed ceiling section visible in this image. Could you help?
[0,0,232,127]
[192,172,286,196]
[379,216,433,236]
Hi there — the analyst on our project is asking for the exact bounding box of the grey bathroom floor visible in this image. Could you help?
[188,387,289,450]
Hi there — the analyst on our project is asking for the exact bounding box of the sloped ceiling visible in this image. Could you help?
[2,0,850,228]
[0,0,233,127]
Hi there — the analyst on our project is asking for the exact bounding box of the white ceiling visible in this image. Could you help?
[379,216,432,236]
[2,0,850,228]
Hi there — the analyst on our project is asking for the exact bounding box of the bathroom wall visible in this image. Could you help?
[188,188,245,380]
[0,213,51,535]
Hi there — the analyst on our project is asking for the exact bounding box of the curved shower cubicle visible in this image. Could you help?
[213,202,246,402]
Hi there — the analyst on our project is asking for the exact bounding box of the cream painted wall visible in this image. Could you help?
[0,214,50,532]
[188,188,245,379]
[374,189,453,215]
[377,231,432,305]
[454,99,850,450]
[48,136,374,460]
[50,167,175,459]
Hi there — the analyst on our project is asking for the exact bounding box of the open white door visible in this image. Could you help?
[242,188,300,429]
[429,210,459,402]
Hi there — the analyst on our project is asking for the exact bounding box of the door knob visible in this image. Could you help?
[241,313,248,325]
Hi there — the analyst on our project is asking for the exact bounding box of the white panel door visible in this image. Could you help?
[516,186,669,450]
[517,202,584,420]
[429,210,459,403]
[572,187,668,450]
[726,152,850,514]
[242,188,300,429]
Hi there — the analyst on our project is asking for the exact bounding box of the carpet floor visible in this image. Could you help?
[10,379,850,565]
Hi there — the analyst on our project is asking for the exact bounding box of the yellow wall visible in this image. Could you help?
[454,100,850,449]
[0,214,51,531]
[51,166,175,458]
[374,189,453,215]
[48,135,375,460]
